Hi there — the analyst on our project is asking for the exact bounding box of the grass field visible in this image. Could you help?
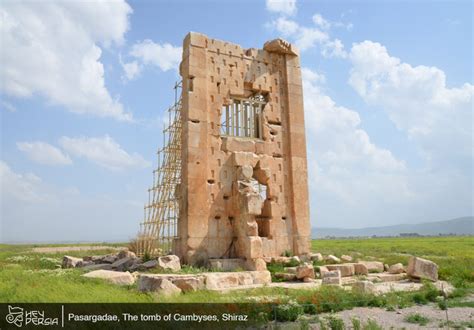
[0,236,472,304]
[312,236,474,288]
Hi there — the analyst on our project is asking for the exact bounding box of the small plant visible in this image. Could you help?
[404,313,429,326]
[325,315,345,330]
[351,317,361,330]
[283,250,293,257]
[285,258,300,267]
[422,282,440,302]
[438,299,448,310]
[412,292,428,305]
[273,303,304,322]
[385,305,395,311]
[300,303,317,315]
[142,252,151,262]
[364,319,383,330]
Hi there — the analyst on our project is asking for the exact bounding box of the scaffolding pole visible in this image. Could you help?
[136,81,182,257]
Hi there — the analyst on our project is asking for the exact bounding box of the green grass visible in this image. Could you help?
[404,313,430,326]
[312,236,474,288]
[1,237,473,304]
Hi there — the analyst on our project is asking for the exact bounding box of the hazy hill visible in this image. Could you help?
[312,216,474,238]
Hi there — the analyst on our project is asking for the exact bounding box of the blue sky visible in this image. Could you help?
[1,0,472,243]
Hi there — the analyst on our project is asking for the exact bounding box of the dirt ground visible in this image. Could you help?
[276,304,474,329]
[326,305,473,329]
[31,245,121,253]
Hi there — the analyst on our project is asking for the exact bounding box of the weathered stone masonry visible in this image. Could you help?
[173,32,311,267]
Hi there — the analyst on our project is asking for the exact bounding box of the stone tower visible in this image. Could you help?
[174,32,310,268]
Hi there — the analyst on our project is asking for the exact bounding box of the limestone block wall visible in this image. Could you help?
[174,32,310,265]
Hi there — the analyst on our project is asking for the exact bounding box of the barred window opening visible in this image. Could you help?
[220,95,265,139]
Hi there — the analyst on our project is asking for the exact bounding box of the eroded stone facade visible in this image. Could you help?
[174,32,310,267]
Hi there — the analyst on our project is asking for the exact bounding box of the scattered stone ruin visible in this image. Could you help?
[137,32,311,269]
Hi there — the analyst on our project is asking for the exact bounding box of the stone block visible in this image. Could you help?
[388,263,405,274]
[138,276,182,296]
[326,264,355,277]
[296,263,315,280]
[208,258,244,271]
[407,257,438,282]
[83,270,135,285]
[359,261,384,273]
[62,256,82,268]
[322,270,341,286]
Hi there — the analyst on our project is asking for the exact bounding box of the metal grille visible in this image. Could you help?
[220,95,265,139]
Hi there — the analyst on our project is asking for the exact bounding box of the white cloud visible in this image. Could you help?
[349,41,473,164]
[0,161,48,202]
[321,39,347,58]
[17,141,72,166]
[130,40,181,71]
[0,161,142,243]
[273,17,328,51]
[121,40,182,81]
[0,1,133,121]
[1,101,16,112]
[266,0,297,16]
[312,13,330,30]
[271,15,347,56]
[274,17,299,36]
[59,135,150,170]
[302,68,418,226]
[121,60,142,81]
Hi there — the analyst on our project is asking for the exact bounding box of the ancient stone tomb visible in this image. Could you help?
[140,32,311,269]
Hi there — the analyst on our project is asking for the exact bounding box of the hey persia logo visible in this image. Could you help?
[5,305,59,327]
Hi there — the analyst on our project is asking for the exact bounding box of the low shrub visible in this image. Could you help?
[273,303,304,322]
[405,313,430,326]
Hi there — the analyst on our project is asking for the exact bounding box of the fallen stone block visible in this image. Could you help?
[272,256,292,264]
[359,261,384,273]
[324,255,340,264]
[341,255,353,262]
[310,253,323,262]
[303,277,316,283]
[326,264,355,277]
[77,260,94,268]
[322,270,341,285]
[102,255,118,264]
[318,266,329,276]
[111,257,135,271]
[157,255,181,272]
[141,259,158,268]
[388,263,405,274]
[245,258,267,271]
[62,256,82,268]
[82,263,113,271]
[204,273,240,290]
[172,277,205,292]
[353,263,369,275]
[296,263,315,280]
[367,273,407,283]
[138,276,182,295]
[83,270,135,285]
[284,266,297,274]
[237,272,254,285]
[117,250,137,259]
[291,256,301,264]
[407,256,438,282]
[249,270,272,284]
[275,273,297,281]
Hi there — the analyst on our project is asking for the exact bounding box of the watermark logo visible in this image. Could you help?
[5,305,59,327]
[6,306,23,327]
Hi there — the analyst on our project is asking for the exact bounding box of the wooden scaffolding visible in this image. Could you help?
[136,81,182,257]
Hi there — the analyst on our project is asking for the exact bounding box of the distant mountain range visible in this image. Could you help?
[312,217,474,238]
